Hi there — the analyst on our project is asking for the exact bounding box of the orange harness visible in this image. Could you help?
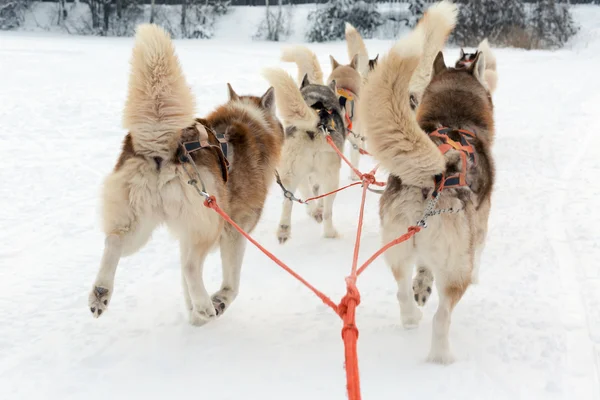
[428,127,476,196]
[337,87,356,131]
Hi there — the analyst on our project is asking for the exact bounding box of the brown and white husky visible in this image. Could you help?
[360,1,496,364]
[87,24,284,326]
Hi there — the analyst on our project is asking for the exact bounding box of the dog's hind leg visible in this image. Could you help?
[413,266,434,306]
[181,237,217,326]
[211,228,247,316]
[89,174,157,319]
[427,270,470,365]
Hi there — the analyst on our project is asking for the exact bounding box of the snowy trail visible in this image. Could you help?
[1,31,600,400]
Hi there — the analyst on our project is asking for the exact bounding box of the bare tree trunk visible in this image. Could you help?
[58,0,66,26]
[116,0,122,20]
[103,0,111,35]
[150,0,156,24]
[90,0,100,29]
[265,0,271,39]
[276,0,282,41]
[181,0,187,38]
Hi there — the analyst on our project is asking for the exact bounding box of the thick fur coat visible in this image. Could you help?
[89,24,283,326]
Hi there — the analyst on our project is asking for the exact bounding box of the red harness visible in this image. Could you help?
[428,127,476,196]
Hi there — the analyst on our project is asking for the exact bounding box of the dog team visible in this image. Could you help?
[87,0,498,364]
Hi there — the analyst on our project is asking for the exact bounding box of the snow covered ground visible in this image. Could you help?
[2,8,600,400]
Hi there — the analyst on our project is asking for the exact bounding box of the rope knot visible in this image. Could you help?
[203,195,216,208]
[361,173,376,186]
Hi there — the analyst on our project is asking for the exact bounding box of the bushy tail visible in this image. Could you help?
[409,0,458,97]
[281,45,324,86]
[262,68,318,130]
[345,22,370,77]
[360,26,445,187]
[123,24,196,137]
[477,38,498,94]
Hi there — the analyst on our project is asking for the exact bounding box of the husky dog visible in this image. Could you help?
[360,0,495,364]
[456,39,498,94]
[281,46,363,180]
[88,24,283,326]
[263,68,346,243]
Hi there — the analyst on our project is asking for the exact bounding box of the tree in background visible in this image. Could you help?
[0,0,31,30]
[530,0,578,49]
[254,0,293,41]
[407,0,425,28]
[306,0,382,42]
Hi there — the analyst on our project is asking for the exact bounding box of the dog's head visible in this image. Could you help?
[299,74,345,136]
[328,55,362,96]
[226,83,276,116]
[418,51,494,139]
[455,48,478,69]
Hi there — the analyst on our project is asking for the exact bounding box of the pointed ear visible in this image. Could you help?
[459,48,465,58]
[300,73,311,89]
[350,54,359,70]
[328,79,337,93]
[227,83,239,101]
[468,51,487,85]
[330,55,340,70]
[432,51,447,77]
[260,86,275,114]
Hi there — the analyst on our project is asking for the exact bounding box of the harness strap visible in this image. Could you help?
[428,127,476,197]
[180,123,230,183]
[337,87,355,131]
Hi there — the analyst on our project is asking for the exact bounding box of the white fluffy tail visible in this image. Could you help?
[360,26,445,187]
[123,24,196,137]
[477,38,498,94]
[262,67,318,130]
[409,0,458,97]
[345,22,370,77]
[281,45,324,86]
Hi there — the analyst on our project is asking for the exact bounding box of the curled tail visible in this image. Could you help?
[477,38,498,94]
[409,0,458,98]
[123,24,196,140]
[345,22,370,77]
[262,67,318,130]
[360,26,444,187]
[280,45,324,86]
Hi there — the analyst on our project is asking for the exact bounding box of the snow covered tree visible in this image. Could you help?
[180,0,230,39]
[407,0,425,28]
[529,0,578,49]
[0,0,30,30]
[452,0,528,47]
[306,0,382,43]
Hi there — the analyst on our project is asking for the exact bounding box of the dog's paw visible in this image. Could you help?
[323,226,339,239]
[277,224,290,244]
[401,307,422,329]
[189,303,217,326]
[89,285,112,318]
[427,348,456,365]
[309,207,323,223]
[211,288,237,316]
[412,267,434,307]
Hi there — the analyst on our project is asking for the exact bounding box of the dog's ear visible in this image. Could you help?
[330,55,340,70]
[459,48,465,59]
[300,73,310,89]
[260,86,276,114]
[369,54,379,71]
[468,51,487,85]
[328,79,337,93]
[432,51,447,77]
[350,54,359,70]
[227,83,239,101]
